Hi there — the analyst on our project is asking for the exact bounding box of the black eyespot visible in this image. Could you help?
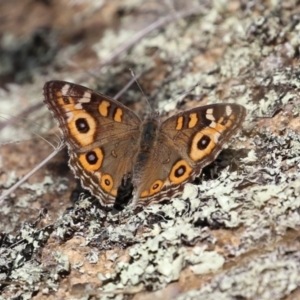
[86,151,98,165]
[197,135,210,150]
[175,165,186,178]
[75,118,89,133]
[220,117,229,126]
[62,96,71,104]
[153,184,159,190]
[105,179,110,186]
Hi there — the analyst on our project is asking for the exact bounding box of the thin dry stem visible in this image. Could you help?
[0,140,66,204]
[79,6,205,80]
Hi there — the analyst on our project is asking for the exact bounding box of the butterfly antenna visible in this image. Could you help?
[129,69,152,112]
[114,70,144,100]
[0,113,61,150]
[177,82,200,102]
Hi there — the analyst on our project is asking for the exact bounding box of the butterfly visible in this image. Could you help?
[43,81,246,207]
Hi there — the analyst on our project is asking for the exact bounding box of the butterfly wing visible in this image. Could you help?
[43,81,141,151]
[44,81,141,206]
[134,103,246,206]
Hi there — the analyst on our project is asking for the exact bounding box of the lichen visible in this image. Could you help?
[2,1,300,299]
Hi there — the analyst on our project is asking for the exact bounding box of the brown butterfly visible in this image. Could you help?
[43,81,246,207]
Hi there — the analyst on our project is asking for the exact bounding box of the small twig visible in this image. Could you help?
[0,140,66,204]
[84,6,205,78]
[0,103,43,132]
[129,68,153,112]
[0,113,61,148]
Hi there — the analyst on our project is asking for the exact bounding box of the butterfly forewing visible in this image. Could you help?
[160,103,246,168]
[43,81,141,151]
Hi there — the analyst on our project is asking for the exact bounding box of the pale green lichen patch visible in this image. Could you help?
[43,106,300,299]
[0,221,55,298]
[178,246,300,300]
[3,0,300,299]
[189,247,225,275]
[0,171,18,188]
[98,215,219,292]
[53,251,70,275]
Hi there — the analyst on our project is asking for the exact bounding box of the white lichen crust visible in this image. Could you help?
[2,0,300,299]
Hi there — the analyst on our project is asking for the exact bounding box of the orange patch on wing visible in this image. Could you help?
[100,174,115,194]
[114,108,123,122]
[57,91,66,106]
[141,180,164,198]
[188,113,198,128]
[223,115,235,127]
[141,190,149,197]
[176,116,184,130]
[189,128,217,161]
[98,101,110,117]
[110,189,118,196]
[214,122,227,132]
[218,117,224,123]
[56,91,96,147]
[56,92,76,109]
[213,115,235,132]
[169,160,192,184]
[78,148,104,172]
[68,112,96,146]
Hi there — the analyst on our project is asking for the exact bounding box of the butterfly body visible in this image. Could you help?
[44,81,246,207]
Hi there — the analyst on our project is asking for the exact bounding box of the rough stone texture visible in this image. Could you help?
[1,0,300,299]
